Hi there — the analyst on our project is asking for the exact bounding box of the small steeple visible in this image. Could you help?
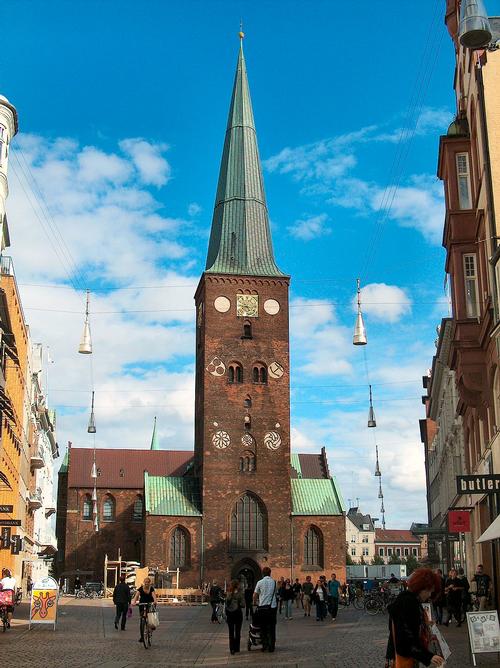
[205,34,285,278]
[150,416,160,451]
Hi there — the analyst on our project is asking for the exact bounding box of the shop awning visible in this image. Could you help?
[476,514,500,543]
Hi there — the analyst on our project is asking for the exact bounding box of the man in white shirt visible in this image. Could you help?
[0,569,16,627]
[253,567,277,652]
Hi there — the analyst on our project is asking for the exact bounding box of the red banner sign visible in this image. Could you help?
[448,510,471,533]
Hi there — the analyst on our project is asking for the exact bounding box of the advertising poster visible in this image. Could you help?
[467,611,500,662]
[29,576,59,630]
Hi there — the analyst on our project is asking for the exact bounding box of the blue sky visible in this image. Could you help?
[2,0,456,527]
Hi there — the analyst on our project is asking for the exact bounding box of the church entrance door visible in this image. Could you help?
[232,558,261,591]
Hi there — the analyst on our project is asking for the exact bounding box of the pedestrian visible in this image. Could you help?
[276,576,285,615]
[282,579,294,620]
[74,574,82,595]
[302,575,313,617]
[433,568,445,625]
[225,579,245,655]
[312,578,328,621]
[471,564,492,611]
[26,575,33,595]
[0,568,16,628]
[292,578,302,608]
[385,567,445,667]
[244,581,254,620]
[113,574,131,631]
[457,567,470,618]
[209,580,223,623]
[253,566,278,653]
[327,573,340,621]
[132,577,157,643]
[444,568,463,627]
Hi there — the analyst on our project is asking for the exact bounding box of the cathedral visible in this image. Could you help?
[56,39,346,588]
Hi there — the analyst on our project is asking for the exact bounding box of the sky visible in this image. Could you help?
[1,0,457,528]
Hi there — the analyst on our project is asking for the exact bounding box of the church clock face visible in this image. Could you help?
[236,294,258,317]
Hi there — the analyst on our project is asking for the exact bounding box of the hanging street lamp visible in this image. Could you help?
[368,385,377,428]
[87,391,96,434]
[78,290,93,354]
[353,278,367,345]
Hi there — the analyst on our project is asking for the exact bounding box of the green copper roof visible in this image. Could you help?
[59,447,69,474]
[291,478,344,516]
[290,453,302,478]
[145,473,202,516]
[205,42,285,278]
[150,416,160,451]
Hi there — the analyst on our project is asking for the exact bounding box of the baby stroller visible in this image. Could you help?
[247,608,263,651]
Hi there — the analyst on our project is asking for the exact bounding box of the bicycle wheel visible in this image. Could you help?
[140,617,148,649]
[365,598,380,616]
[147,627,152,647]
[353,595,365,610]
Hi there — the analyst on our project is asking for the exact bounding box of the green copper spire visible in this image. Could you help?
[205,38,285,277]
[150,416,160,451]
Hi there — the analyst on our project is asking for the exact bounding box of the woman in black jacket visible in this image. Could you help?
[312,580,328,621]
[386,568,444,667]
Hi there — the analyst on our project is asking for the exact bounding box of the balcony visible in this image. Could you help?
[30,447,45,470]
[28,488,43,510]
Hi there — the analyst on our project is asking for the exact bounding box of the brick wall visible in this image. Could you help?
[291,515,346,583]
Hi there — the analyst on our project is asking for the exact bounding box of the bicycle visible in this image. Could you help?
[0,590,14,631]
[215,597,226,624]
[138,602,157,649]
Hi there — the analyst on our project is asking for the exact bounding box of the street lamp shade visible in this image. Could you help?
[88,391,96,434]
[78,290,92,354]
[459,0,492,48]
[368,385,377,428]
[353,278,367,345]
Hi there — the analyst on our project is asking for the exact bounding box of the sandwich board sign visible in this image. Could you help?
[466,610,500,666]
[29,576,59,630]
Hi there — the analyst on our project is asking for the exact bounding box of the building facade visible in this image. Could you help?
[346,507,376,564]
[56,41,346,589]
[420,1,500,591]
[375,529,422,565]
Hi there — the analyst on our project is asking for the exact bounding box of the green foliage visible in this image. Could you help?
[346,550,353,565]
[404,555,420,575]
[388,552,402,565]
[371,555,384,565]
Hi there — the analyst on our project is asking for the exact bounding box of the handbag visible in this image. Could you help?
[147,610,159,629]
[391,622,417,668]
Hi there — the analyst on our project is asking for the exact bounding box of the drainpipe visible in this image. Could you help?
[200,518,204,587]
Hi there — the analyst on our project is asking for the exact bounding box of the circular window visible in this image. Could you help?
[264,299,280,315]
[214,296,231,313]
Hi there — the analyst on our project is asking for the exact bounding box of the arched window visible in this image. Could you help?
[253,363,267,384]
[133,496,143,521]
[304,526,323,567]
[230,493,267,550]
[228,362,243,384]
[82,495,92,520]
[239,451,256,473]
[103,496,115,522]
[170,526,190,568]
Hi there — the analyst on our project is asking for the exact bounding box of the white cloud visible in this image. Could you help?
[288,213,330,240]
[188,202,202,217]
[119,138,171,187]
[353,283,412,323]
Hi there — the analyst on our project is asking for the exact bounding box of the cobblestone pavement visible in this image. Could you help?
[1,598,499,667]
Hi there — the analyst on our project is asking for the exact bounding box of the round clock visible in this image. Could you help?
[212,430,231,449]
[214,296,231,313]
[264,299,280,315]
[237,294,258,317]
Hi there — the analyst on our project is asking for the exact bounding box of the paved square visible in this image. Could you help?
[3,598,500,667]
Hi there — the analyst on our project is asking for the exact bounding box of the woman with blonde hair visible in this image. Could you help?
[132,577,157,644]
[225,579,245,654]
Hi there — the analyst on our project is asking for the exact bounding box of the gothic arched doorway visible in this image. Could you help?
[231,558,261,591]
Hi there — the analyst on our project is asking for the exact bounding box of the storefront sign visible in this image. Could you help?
[448,510,471,533]
[29,576,59,630]
[1,526,11,548]
[456,475,500,494]
[0,519,21,526]
[10,534,22,554]
[467,611,500,666]
[0,505,13,513]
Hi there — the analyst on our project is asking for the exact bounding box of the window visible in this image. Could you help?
[350,535,356,543]
[133,496,143,521]
[253,364,267,384]
[103,496,115,522]
[463,253,479,318]
[351,547,356,556]
[170,526,190,568]
[362,535,369,543]
[379,548,384,556]
[244,396,252,409]
[387,548,393,556]
[362,547,369,556]
[412,548,418,556]
[239,451,256,472]
[82,495,92,520]
[404,548,409,557]
[396,548,401,557]
[242,321,252,339]
[230,493,267,551]
[456,152,472,209]
[228,362,243,384]
[304,527,323,567]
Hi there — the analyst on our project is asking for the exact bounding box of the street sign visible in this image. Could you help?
[1,527,11,549]
[0,519,21,526]
[10,534,21,555]
[0,505,13,513]
[457,475,500,494]
[449,510,471,533]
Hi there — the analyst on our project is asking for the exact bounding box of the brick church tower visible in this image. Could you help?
[194,37,291,584]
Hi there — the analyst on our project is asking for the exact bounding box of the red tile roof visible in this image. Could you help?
[67,447,194,489]
[375,529,420,544]
[291,453,329,479]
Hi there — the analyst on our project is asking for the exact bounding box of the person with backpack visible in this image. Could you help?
[225,579,245,655]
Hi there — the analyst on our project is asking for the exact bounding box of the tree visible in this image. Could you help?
[371,555,384,565]
[346,550,353,565]
[404,555,420,575]
[360,555,366,565]
[389,552,402,565]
